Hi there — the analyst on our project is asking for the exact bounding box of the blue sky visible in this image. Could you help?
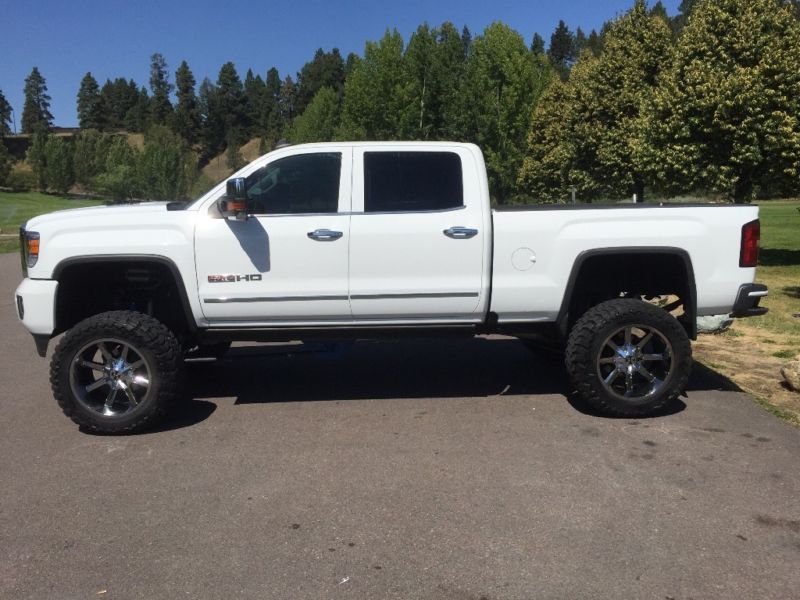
[1,0,681,128]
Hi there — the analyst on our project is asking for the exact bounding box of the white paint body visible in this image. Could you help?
[15,142,759,337]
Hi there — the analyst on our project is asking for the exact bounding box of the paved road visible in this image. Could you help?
[1,252,798,599]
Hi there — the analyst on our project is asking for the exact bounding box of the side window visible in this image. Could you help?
[364,152,463,213]
[246,153,342,214]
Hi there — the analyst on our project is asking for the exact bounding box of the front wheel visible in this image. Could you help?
[565,299,692,417]
[50,311,184,434]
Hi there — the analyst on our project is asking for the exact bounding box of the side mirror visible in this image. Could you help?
[218,177,248,221]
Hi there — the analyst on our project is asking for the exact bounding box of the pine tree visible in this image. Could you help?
[279,75,297,123]
[296,49,346,114]
[216,62,247,147]
[149,53,173,126]
[548,21,575,79]
[173,61,201,145]
[641,0,800,202]
[243,68,265,136]
[0,89,12,137]
[261,68,283,145]
[124,86,150,132]
[21,67,53,133]
[77,73,102,129]
[198,78,224,159]
[0,141,12,186]
[531,33,546,56]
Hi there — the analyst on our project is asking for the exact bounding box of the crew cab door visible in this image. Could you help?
[195,149,352,323]
[348,147,487,321]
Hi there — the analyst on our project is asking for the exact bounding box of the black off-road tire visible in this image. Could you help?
[50,311,184,434]
[565,299,692,417]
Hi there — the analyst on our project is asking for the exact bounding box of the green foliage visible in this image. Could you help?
[26,124,50,189]
[77,73,102,129]
[461,23,553,202]
[296,49,346,114]
[640,0,800,202]
[216,62,247,147]
[289,87,341,143]
[98,78,144,131]
[225,143,246,171]
[43,136,75,194]
[93,136,139,201]
[136,126,195,200]
[0,89,12,137]
[0,141,12,185]
[4,169,36,191]
[21,67,53,133]
[338,30,408,139]
[73,129,113,186]
[520,1,673,202]
[172,61,201,145]
[149,53,173,126]
[548,20,575,79]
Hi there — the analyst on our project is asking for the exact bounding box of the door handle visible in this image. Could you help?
[307,229,343,241]
[444,227,479,239]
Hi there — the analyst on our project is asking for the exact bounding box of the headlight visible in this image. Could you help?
[19,227,40,276]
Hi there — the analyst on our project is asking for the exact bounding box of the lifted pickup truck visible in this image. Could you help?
[15,142,768,433]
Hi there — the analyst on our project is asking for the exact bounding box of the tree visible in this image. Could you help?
[338,30,408,139]
[26,124,50,189]
[44,136,75,194]
[260,68,283,146]
[520,0,673,202]
[94,135,140,201]
[100,78,141,129]
[0,89,12,137]
[243,68,265,136]
[124,86,150,132]
[289,87,341,143]
[172,61,201,145]
[0,142,12,185]
[531,33,546,56]
[548,20,575,78]
[149,53,173,125]
[279,75,298,124]
[641,0,800,202]
[73,129,113,187]
[77,73,102,129]
[459,23,553,201]
[198,78,224,159]
[216,62,247,147]
[137,126,194,200]
[295,48,346,114]
[21,67,53,133]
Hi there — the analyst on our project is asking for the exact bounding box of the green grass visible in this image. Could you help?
[744,200,800,337]
[0,191,102,253]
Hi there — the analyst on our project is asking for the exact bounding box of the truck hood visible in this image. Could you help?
[24,202,173,231]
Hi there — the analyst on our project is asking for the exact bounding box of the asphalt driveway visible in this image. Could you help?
[1,253,798,599]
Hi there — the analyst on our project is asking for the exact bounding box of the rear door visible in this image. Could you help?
[348,147,486,322]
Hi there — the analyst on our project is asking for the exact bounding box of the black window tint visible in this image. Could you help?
[364,152,463,213]
[246,153,341,214]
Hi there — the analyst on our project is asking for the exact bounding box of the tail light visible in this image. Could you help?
[740,219,760,268]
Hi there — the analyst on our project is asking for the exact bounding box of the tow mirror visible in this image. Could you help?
[218,177,248,221]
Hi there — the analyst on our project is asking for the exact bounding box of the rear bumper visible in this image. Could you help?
[730,283,768,318]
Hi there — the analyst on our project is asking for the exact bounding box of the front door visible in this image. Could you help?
[195,149,353,324]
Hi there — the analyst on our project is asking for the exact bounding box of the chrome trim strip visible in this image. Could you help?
[204,295,349,304]
[350,292,479,300]
[245,205,467,218]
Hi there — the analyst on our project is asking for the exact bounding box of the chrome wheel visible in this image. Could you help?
[596,324,673,402]
[69,338,152,417]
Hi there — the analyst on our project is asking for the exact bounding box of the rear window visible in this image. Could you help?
[364,152,463,213]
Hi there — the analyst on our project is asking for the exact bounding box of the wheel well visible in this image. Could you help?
[54,259,194,340]
[557,250,697,340]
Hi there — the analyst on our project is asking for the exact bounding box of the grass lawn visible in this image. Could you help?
[0,191,102,253]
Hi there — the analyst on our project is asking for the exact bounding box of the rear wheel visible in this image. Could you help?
[565,299,691,417]
[51,311,183,434]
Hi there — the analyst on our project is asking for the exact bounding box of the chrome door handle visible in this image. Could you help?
[307,229,343,241]
[444,227,479,239]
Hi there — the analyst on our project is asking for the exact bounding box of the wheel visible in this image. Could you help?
[50,311,184,434]
[565,299,692,417]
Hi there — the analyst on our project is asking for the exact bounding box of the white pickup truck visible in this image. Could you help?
[15,142,768,433]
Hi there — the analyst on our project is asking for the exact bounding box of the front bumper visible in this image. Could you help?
[730,283,768,318]
[15,278,58,356]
